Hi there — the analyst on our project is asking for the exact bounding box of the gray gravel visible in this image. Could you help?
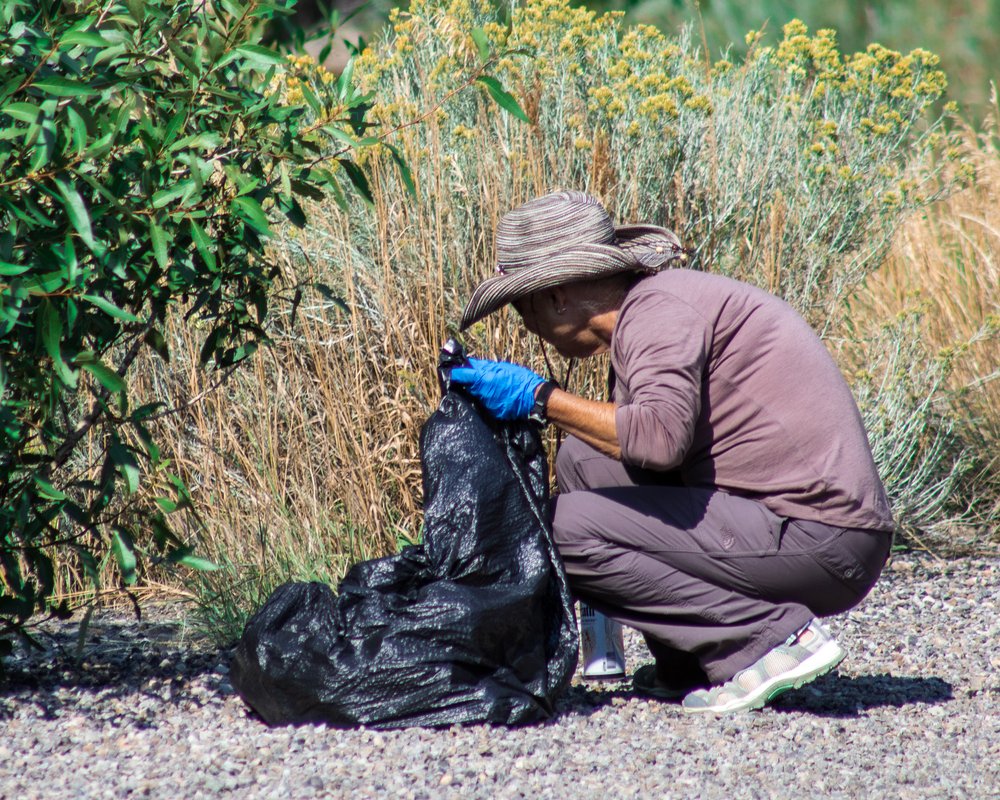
[2,551,998,800]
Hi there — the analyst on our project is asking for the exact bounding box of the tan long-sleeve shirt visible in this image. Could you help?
[612,269,894,531]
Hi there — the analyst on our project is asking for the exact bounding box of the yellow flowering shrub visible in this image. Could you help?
[249,0,991,561]
[286,1,962,323]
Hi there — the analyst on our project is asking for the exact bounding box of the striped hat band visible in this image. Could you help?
[460,191,685,329]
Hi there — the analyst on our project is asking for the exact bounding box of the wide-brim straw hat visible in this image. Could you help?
[460,190,686,329]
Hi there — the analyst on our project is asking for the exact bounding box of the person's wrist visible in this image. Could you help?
[528,381,559,424]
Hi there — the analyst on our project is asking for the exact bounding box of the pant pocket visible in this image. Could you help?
[808,527,891,607]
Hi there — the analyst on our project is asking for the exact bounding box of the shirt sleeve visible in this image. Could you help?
[613,290,714,471]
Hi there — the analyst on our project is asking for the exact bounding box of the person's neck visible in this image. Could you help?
[588,308,619,348]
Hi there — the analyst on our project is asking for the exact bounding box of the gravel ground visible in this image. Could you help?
[1,551,998,800]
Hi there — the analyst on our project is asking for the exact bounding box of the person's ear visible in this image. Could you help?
[549,285,568,315]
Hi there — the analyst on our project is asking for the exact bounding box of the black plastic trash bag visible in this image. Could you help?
[230,341,578,728]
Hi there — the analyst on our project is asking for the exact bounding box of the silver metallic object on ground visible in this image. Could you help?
[579,602,626,680]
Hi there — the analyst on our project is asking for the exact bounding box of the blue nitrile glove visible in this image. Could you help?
[449,357,545,420]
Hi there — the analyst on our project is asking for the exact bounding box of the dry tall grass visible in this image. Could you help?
[104,4,999,636]
[841,94,1000,541]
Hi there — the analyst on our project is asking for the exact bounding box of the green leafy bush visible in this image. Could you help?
[0,0,380,655]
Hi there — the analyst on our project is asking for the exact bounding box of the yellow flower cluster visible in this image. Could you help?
[684,95,712,113]
[711,59,733,77]
[452,124,478,139]
[346,0,959,217]
[363,0,713,142]
[638,93,679,119]
[760,19,948,109]
[269,53,338,112]
[774,21,841,82]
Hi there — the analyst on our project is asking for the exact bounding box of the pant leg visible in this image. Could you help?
[551,486,814,682]
[552,438,891,682]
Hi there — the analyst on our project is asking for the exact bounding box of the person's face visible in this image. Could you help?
[512,285,611,358]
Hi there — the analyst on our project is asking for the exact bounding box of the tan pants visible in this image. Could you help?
[551,436,892,683]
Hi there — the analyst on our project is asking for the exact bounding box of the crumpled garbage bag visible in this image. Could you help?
[230,341,578,728]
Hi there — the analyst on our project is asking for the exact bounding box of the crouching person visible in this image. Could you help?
[451,191,894,714]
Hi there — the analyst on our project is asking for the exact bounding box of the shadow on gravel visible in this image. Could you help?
[772,672,954,716]
[556,684,637,718]
[555,672,954,720]
[0,616,226,724]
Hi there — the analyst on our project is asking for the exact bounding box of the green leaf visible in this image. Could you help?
[298,82,322,116]
[60,30,107,48]
[167,40,201,77]
[82,361,126,394]
[109,443,140,495]
[329,126,359,148]
[476,75,530,123]
[235,44,286,66]
[176,554,220,571]
[0,261,30,276]
[337,57,356,101]
[144,328,170,362]
[155,497,178,513]
[0,75,21,104]
[278,195,306,228]
[314,283,350,313]
[189,219,217,272]
[149,220,168,269]
[223,164,260,196]
[76,547,101,592]
[25,269,67,293]
[66,105,89,155]
[1,102,40,124]
[82,294,140,322]
[125,0,146,23]
[471,28,491,61]
[232,196,272,235]
[324,175,348,211]
[169,132,222,153]
[54,176,96,249]
[40,300,77,388]
[33,477,66,501]
[337,159,374,205]
[384,143,416,198]
[150,514,181,551]
[32,77,97,97]
[199,325,225,366]
[65,295,78,334]
[289,179,327,202]
[167,547,220,571]
[12,193,57,228]
[110,528,138,585]
[152,181,193,208]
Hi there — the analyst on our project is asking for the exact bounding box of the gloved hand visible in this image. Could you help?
[449,357,545,420]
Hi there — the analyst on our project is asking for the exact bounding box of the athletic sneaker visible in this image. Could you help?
[681,619,846,714]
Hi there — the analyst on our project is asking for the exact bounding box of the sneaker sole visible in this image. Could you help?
[682,640,846,714]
